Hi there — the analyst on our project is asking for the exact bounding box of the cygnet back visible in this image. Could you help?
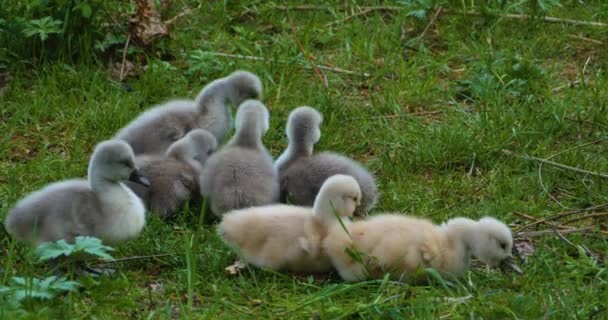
[200,100,278,217]
[115,70,262,155]
[281,152,377,215]
[127,129,218,218]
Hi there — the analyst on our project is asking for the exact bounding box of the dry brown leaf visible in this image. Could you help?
[149,281,164,294]
[224,259,247,276]
[110,60,137,80]
[130,0,169,45]
[513,239,536,263]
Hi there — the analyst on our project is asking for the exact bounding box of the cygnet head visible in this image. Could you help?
[166,129,218,165]
[470,217,513,267]
[89,140,149,187]
[314,174,361,218]
[287,106,323,153]
[226,70,264,105]
[234,99,270,136]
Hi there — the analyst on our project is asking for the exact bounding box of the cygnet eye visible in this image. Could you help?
[499,241,507,250]
[120,159,132,168]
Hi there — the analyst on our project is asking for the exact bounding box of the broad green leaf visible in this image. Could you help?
[35,236,114,262]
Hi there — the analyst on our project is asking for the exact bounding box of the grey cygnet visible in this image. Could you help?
[275,106,378,215]
[200,100,279,217]
[4,140,150,246]
[115,70,262,155]
[126,129,218,219]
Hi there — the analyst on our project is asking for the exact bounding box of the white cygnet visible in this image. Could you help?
[126,129,217,218]
[4,140,149,246]
[217,174,361,272]
[115,70,262,155]
[276,106,377,215]
[199,100,279,217]
[323,214,516,282]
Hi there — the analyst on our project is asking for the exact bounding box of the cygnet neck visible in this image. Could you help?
[444,217,477,254]
[290,130,315,156]
[275,139,313,173]
[88,160,120,193]
[232,115,262,148]
[313,192,342,226]
[197,80,233,115]
[166,140,194,161]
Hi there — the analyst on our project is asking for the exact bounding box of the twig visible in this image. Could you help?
[165,8,192,26]
[325,8,375,27]
[552,56,593,93]
[165,0,198,26]
[276,5,404,12]
[202,51,371,77]
[562,212,608,225]
[512,211,573,230]
[351,110,442,121]
[205,52,264,61]
[103,253,174,263]
[119,34,131,81]
[554,229,601,263]
[568,34,602,45]
[552,80,581,93]
[274,5,608,27]
[502,149,608,179]
[582,56,591,76]
[538,138,608,208]
[416,7,443,42]
[537,157,568,209]
[520,210,586,230]
[275,5,331,11]
[517,227,594,237]
[287,14,328,87]
[463,10,608,27]
[374,110,442,119]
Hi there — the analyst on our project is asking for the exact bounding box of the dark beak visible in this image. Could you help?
[499,257,523,274]
[129,169,150,187]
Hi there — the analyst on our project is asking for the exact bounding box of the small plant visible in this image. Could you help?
[187,50,226,78]
[0,237,114,308]
[94,33,129,53]
[396,0,443,20]
[527,0,562,17]
[35,236,115,262]
[456,54,547,103]
[22,17,63,41]
[0,0,127,64]
[0,276,80,305]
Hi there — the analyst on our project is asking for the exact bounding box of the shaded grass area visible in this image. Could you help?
[1,1,607,318]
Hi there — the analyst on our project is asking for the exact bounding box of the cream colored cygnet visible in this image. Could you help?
[323,214,516,282]
[217,174,361,273]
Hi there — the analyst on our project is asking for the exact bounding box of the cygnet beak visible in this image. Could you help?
[129,170,150,187]
[499,257,523,274]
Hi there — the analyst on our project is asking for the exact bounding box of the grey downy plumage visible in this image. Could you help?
[275,106,378,215]
[200,100,279,217]
[4,140,150,246]
[126,129,217,218]
[115,70,263,155]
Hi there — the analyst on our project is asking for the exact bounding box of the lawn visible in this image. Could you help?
[1,1,607,319]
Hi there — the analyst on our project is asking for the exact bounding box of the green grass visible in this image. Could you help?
[1,1,607,318]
